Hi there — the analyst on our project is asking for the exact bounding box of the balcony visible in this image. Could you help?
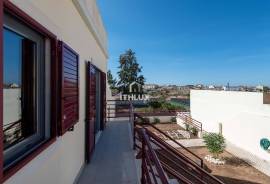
[76,101,225,184]
[77,120,139,184]
[74,98,270,184]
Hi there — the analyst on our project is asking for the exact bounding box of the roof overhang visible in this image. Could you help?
[72,0,108,59]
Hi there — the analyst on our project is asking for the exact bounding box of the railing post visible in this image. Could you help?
[130,101,136,150]
[108,105,110,122]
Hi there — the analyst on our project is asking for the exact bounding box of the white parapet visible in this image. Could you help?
[190,90,270,176]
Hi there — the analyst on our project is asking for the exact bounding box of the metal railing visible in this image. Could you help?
[136,128,170,184]
[131,106,224,184]
[3,120,22,149]
[107,100,131,120]
[177,112,203,132]
[106,99,187,121]
[141,128,224,184]
[134,113,204,168]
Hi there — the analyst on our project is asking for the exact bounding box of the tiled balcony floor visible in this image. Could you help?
[77,120,139,184]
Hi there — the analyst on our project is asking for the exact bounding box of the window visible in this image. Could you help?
[2,12,52,170]
[58,41,79,135]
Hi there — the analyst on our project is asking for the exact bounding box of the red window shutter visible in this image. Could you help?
[58,41,79,135]
[100,72,106,130]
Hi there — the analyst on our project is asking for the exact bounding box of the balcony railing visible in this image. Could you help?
[136,128,170,184]
[128,101,224,184]
[134,113,204,168]
[177,112,203,132]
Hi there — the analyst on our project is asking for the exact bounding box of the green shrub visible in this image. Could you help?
[148,101,163,109]
[203,133,226,158]
[143,117,150,123]
[190,127,198,136]
[153,117,160,124]
[170,117,177,123]
[135,117,150,124]
[162,103,176,111]
[184,123,190,131]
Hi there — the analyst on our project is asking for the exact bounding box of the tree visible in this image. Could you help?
[117,49,145,93]
[203,133,226,158]
[107,70,117,89]
[263,86,270,93]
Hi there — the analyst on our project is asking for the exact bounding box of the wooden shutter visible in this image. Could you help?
[86,63,96,162]
[100,72,106,130]
[58,41,79,135]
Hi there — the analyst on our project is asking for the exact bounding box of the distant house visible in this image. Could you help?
[10,83,19,88]
[256,85,264,92]
[143,84,158,90]
[195,84,204,89]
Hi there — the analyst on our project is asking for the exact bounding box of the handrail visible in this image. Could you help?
[136,128,170,184]
[134,113,204,168]
[177,112,203,131]
[146,129,224,183]
[3,120,21,133]
[129,101,225,184]
[141,127,224,184]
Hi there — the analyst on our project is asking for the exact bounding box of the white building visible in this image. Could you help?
[1,1,110,183]
[191,90,270,176]
[143,84,158,90]
[256,85,264,92]
[208,85,215,89]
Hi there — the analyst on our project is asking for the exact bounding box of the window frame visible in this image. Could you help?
[3,16,48,170]
[0,1,58,181]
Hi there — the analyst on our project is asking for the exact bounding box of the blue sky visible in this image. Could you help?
[98,0,270,86]
[4,28,22,85]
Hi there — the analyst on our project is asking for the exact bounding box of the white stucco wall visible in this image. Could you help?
[5,0,108,184]
[190,90,270,174]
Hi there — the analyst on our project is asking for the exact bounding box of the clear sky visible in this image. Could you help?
[98,0,270,86]
[4,28,22,85]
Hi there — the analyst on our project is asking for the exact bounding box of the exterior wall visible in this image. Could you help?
[5,0,108,184]
[190,90,270,175]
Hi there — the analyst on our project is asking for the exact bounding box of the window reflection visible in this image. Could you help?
[3,28,35,149]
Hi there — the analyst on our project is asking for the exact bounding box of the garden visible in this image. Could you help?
[144,121,270,184]
[182,133,270,184]
[135,99,188,114]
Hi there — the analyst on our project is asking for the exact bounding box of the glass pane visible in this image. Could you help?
[3,28,36,150]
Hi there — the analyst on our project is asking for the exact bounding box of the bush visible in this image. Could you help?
[153,117,160,124]
[162,103,177,111]
[135,116,150,124]
[203,133,226,158]
[184,123,190,131]
[190,127,198,136]
[170,117,177,123]
[143,117,150,123]
[148,100,163,109]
